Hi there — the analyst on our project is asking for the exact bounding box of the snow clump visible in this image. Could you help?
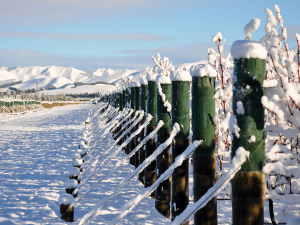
[68,167,80,177]
[244,18,261,40]
[65,179,78,189]
[231,40,267,60]
[170,69,192,81]
[58,194,75,205]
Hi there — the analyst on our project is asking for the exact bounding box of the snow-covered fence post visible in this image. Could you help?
[139,78,148,183]
[129,85,136,165]
[113,92,116,108]
[112,92,116,108]
[113,91,120,136]
[108,93,111,105]
[119,90,123,111]
[116,89,124,142]
[134,82,141,167]
[118,87,126,144]
[231,40,267,225]
[124,85,131,154]
[125,86,130,109]
[144,76,158,194]
[170,70,192,221]
[155,74,172,218]
[59,195,74,222]
[65,179,78,198]
[191,69,217,225]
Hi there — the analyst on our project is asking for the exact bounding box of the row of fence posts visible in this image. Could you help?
[59,43,265,224]
[98,50,265,225]
[0,100,42,114]
[59,104,109,222]
[100,78,215,223]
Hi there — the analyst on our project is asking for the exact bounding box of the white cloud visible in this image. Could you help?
[0,0,232,26]
[0,31,170,41]
[0,43,230,70]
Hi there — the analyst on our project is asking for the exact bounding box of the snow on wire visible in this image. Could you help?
[79,123,181,225]
[72,113,153,197]
[108,140,203,225]
[170,147,250,225]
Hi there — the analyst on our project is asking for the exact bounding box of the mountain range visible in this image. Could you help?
[0,66,137,91]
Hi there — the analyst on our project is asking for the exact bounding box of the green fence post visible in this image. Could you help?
[139,77,148,184]
[191,69,217,225]
[122,88,126,110]
[116,89,123,143]
[155,75,172,218]
[170,70,191,222]
[134,82,141,168]
[144,76,158,196]
[231,40,266,225]
[112,92,116,108]
[113,91,120,137]
[124,85,130,154]
[119,87,126,144]
[129,85,136,165]
[119,90,123,111]
[113,92,116,108]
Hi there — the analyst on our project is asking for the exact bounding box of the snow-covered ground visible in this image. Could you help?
[0,104,169,224]
[0,104,299,225]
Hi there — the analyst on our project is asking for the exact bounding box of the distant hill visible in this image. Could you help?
[0,66,137,92]
[0,61,207,94]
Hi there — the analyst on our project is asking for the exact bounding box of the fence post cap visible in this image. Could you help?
[231,40,267,60]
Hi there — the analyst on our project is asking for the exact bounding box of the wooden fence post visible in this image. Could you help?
[119,87,126,144]
[59,194,74,222]
[129,85,136,165]
[116,89,124,144]
[144,77,157,196]
[139,79,148,184]
[231,40,266,225]
[192,73,217,225]
[134,83,141,168]
[155,75,172,218]
[170,70,191,222]
[124,85,130,154]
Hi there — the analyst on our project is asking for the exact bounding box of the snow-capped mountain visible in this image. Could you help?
[0,66,137,91]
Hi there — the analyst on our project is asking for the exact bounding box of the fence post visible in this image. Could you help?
[134,83,141,168]
[116,89,124,143]
[119,90,123,111]
[191,72,217,225]
[119,87,126,144]
[139,78,148,184]
[112,92,116,108]
[59,195,74,222]
[231,40,266,225]
[124,85,130,154]
[170,70,191,222]
[122,88,126,110]
[129,85,136,165]
[155,75,172,218]
[144,77,157,196]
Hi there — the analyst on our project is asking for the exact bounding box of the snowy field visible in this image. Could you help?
[0,104,298,224]
[0,104,170,224]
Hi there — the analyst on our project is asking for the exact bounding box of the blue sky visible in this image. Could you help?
[0,0,299,70]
